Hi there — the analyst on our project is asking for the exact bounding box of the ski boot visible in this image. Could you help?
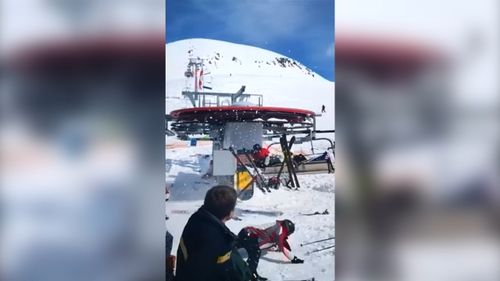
[251,272,268,281]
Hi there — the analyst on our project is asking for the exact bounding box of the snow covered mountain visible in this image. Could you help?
[165,39,335,281]
[166,38,335,129]
[166,38,329,81]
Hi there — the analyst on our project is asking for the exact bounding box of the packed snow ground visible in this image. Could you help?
[166,39,335,281]
[165,143,335,281]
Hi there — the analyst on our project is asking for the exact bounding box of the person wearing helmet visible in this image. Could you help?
[236,219,304,281]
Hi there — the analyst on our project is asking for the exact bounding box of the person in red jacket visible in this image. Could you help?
[236,219,304,281]
[252,144,270,168]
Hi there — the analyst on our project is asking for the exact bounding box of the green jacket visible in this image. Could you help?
[175,206,251,281]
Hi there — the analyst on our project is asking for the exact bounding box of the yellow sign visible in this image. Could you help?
[235,170,252,191]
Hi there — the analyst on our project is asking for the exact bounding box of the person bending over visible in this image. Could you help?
[237,219,304,281]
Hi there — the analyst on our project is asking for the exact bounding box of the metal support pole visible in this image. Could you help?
[312,116,317,139]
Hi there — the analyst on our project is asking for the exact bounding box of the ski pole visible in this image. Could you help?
[310,245,335,253]
[300,237,335,247]
[229,147,266,193]
[242,150,270,192]
[300,209,329,216]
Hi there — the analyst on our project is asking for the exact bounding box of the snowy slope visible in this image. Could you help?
[166,38,335,131]
[166,145,335,281]
[166,39,335,281]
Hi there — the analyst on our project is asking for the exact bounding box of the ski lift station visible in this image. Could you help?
[167,57,335,199]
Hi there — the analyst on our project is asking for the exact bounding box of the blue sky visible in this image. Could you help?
[166,0,334,81]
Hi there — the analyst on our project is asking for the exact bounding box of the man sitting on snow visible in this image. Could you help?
[236,219,304,281]
[175,185,252,281]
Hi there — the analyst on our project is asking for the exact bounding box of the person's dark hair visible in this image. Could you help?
[204,185,237,220]
[253,143,261,151]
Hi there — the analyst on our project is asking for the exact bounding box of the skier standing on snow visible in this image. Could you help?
[321,104,326,113]
[175,185,252,281]
[236,219,304,281]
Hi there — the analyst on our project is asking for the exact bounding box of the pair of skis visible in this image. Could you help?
[276,134,300,189]
[229,146,271,193]
[242,150,271,193]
